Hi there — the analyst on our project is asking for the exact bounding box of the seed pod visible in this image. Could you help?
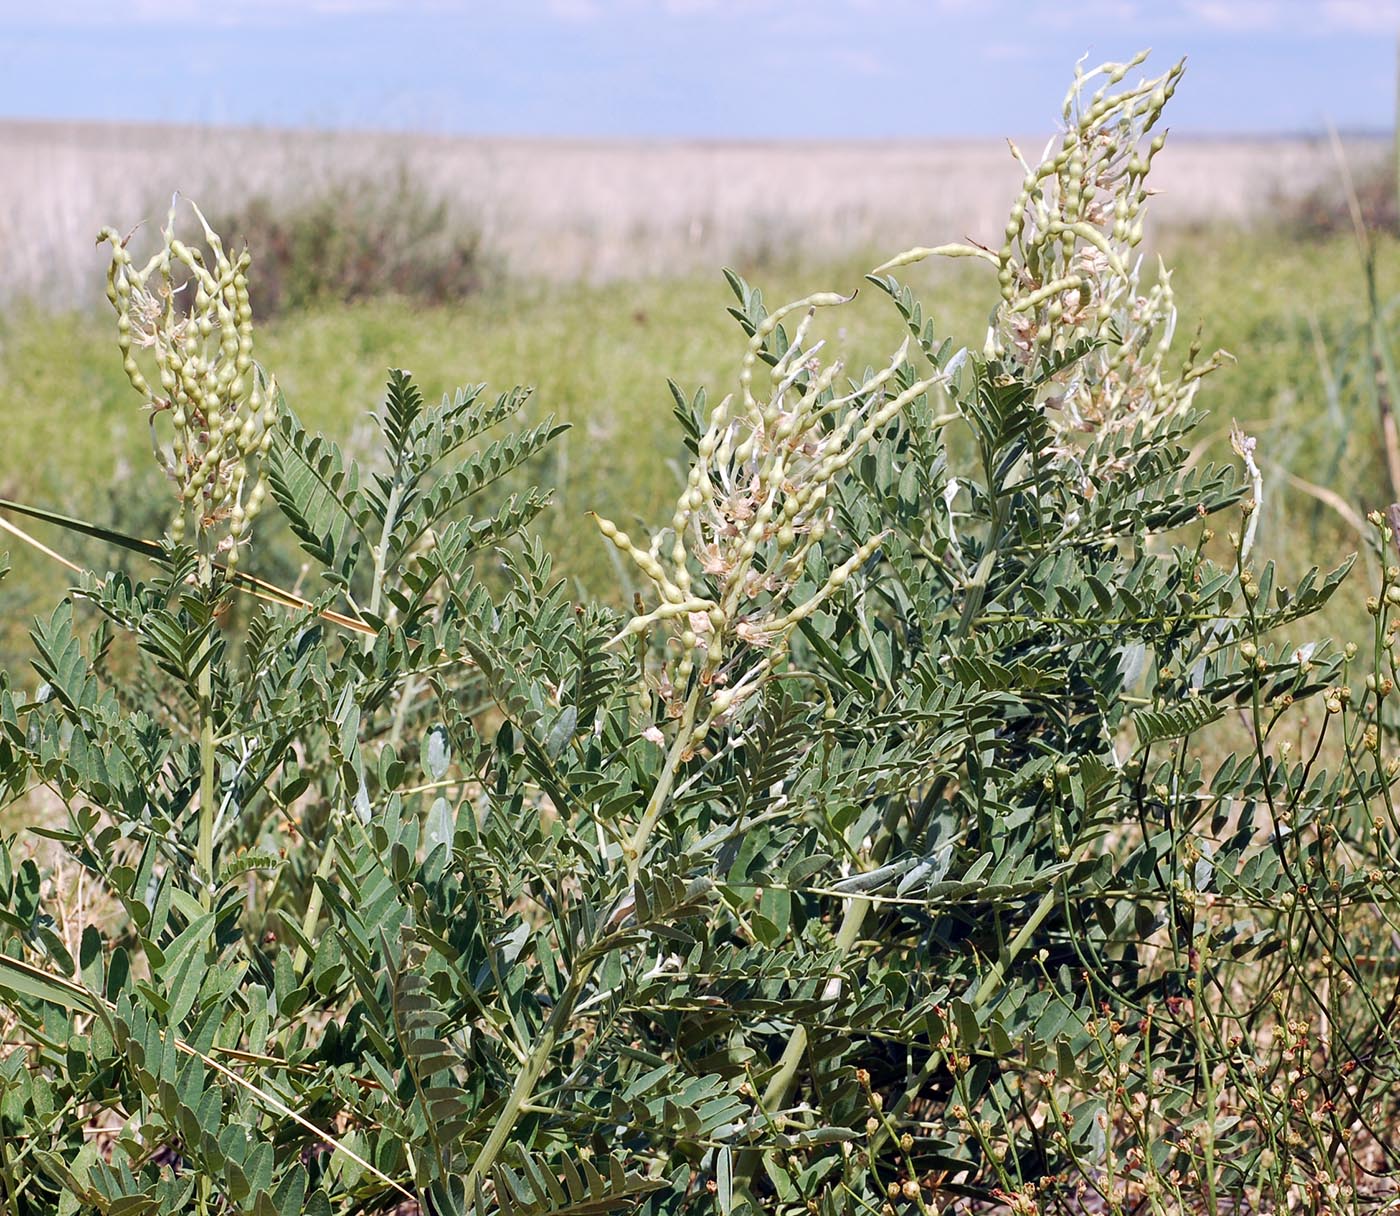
[101,198,276,571]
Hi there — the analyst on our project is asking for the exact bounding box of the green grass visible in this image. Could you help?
[1,229,1397,658]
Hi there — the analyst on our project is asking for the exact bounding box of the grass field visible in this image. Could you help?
[1,121,1398,664]
[2,228,1397,648]
[0,117,1386,305]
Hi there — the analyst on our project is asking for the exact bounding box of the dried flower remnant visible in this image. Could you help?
[596,291,957,736]
[98,196,277,574]
[1230,421,1263,561]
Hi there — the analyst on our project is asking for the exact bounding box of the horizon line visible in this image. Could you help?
[1,113,1394,146]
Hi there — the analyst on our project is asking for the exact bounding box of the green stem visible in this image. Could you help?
[0,1100,21,1212]
[736,522,1005,1193]
[290,484,403,968]
[461,686,702,1197]
[748,784,915,1129]
[733,781,931,1196]
[291,835,338,974]
[284,476,407,973]
[463,966,587,1196]
[755,891,872,1115]
[741,836,1081,1205]
[367,483,402,634]
[1192,942,1220,1216]
[879,859,1078,1135]
[196,554,218,910]
[624,691,700,885]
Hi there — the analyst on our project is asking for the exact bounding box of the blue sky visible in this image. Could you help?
[2,0,1397,137]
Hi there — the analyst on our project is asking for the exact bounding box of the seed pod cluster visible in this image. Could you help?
[597,292,956,732]
[991,55,1227,476]
[98,197,276,574]
[869,55,1227,485]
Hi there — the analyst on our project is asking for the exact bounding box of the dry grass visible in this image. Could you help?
[0,117,1387,307]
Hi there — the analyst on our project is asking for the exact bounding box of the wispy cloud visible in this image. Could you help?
[1320,0,1400,32]
[982,41,1035,62]
[831,47,883,76]
[19,0,1400,31]
[1184,0,1400,31]
[544,0,602,20]
[3,0,1395,136]
[535,0,785,19]
[1181,0,1282,30]
[14,0,462,25]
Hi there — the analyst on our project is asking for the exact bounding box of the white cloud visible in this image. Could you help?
[831,47,882,75]
[1320,0,1400,32]
[544,0,602,18]
[2,0,468,24]
[1182,0,1282,30]
[0,0,793,27]
[659,0,729,12]
[1183,0,1400,32]
[13,0,1400,33]
[523,0,768,20]
[983,41,1035,62]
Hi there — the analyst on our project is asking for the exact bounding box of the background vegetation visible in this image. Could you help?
[4,56,1400,1216]
[1,214,1396,656]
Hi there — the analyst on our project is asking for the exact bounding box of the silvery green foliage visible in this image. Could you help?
[3,54,1400,1216]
